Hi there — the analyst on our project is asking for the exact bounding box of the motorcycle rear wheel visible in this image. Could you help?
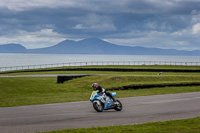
[93,100,104,112]
[114,100,122,111]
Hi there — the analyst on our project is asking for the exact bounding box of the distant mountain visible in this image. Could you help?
[0,43,27,53]
[1,38,200,56]
[28,40,77,54]
[28,38,124,54]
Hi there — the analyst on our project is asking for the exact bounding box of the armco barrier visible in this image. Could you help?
[0,61,200,72]
[57,74,95,83]
[110,82,200,90]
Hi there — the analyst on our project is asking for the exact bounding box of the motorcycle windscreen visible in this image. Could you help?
[90,91,98,101]
[111,92,116,97]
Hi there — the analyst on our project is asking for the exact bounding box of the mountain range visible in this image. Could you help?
[0,38,199,56]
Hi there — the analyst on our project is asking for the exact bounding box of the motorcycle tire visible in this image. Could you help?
[114,100,122,111]
[93,100,104,112]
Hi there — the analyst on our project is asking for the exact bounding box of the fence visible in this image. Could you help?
[0,61,200,72]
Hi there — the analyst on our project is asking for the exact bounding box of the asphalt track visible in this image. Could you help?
[0,92,200,133]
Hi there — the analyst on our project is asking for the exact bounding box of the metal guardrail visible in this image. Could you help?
[0,61,200,72]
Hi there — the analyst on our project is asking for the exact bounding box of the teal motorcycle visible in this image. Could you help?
[90,91,122,112]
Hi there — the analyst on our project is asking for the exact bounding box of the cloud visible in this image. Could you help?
[0,28,66,48]
[192,23,200,34]
[73,24,85,30]
[0,0,200,50]
[0,0,84,11]
[71,13,117,32]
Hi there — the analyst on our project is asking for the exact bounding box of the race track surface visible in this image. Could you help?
[0,92,200,133]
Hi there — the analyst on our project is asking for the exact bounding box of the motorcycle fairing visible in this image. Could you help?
[90,90,116,110]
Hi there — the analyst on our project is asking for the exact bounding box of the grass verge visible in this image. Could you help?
[43,117,200,133]
[1,74,200,107]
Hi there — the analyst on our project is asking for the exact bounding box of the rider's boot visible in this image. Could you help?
[114,102,118,105]
[112,98,118,105]
[108,93,118,105]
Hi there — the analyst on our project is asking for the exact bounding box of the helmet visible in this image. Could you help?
[92,83,98,91]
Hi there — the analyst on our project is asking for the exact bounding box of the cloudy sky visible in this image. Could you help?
[0,0,200,50]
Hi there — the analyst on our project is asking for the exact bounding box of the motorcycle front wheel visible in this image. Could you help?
[93,100,104,112]
[114,100,122,111]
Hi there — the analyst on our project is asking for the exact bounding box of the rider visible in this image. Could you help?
[92,83,117,104]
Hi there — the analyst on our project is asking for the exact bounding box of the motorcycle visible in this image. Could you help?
[90,91,122,112]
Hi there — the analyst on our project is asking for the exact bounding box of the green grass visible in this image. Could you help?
[0,77,90,107]
[43,117,200,133]
[1,74,200,107]
[0,65,200,107]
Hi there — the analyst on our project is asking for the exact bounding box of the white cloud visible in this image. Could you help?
[167,41,191,46]
[0,0,83,11]
[89,23,117,32]
[172,29,187,36]
[191,9,200,15]
[72,13,117,32]
[73,23,117,32]
[192,23,200,34]
[0,0,114,12]
[0,28,66,48]
[106,29,196,50]
[73,24,85,30]
[172,22,200,39]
